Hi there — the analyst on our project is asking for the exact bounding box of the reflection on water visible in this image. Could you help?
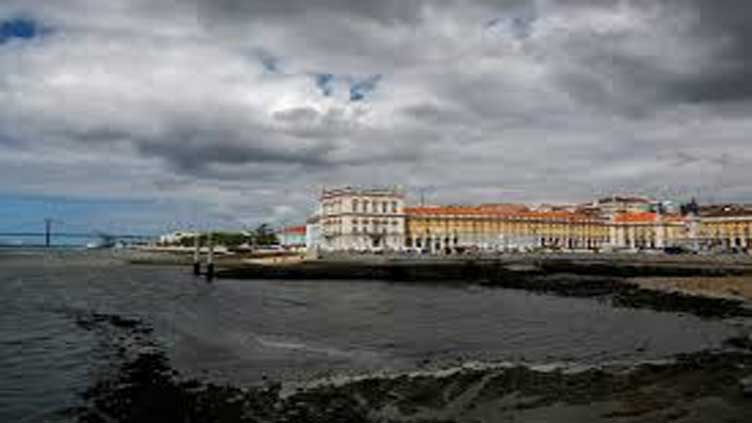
[0,250,740,422]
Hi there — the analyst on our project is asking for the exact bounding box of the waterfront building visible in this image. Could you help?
[277,225,307,249]
[317,187,406,251]
[608,212,688,250]
[595,195,654,216]
[158,231,198,245]
[309,187,752,255]
[305,216,322,253]
[694,205,752,251]
[404,206,609,253]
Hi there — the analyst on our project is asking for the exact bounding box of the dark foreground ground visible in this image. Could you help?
[62,310,752,423]
[61,256,752,423]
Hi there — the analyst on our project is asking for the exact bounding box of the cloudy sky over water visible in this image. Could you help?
[1,0,751,232]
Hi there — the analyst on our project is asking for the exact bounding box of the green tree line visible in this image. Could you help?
[173,224,278,248]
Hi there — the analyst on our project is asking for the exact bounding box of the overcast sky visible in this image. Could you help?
[1,0,751,232]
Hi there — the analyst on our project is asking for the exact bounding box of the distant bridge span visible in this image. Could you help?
[0,219,157,247]
[0,232,154,239]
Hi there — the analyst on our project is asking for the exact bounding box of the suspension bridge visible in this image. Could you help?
[0,219,156,248]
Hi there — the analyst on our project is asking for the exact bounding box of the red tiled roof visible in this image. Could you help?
[613,212,656,223]
[405,206,507,216]
[278,225,306,235]
[613,212,685,223]
[404,206,597,222]
[477,203,530,213]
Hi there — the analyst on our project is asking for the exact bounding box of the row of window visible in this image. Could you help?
[323,219,401,226]
[321,199,401,215]
[353,227,391,234]
[352,199,399,214]
[353,219,400,226]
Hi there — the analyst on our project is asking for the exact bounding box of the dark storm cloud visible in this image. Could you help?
[72,120,339,171]
[668,0,752,103]
[549,36,682,117]
[137,137,327,171]
[541,0,752,108]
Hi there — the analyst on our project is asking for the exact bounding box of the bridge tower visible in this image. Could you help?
[44,218,53,248]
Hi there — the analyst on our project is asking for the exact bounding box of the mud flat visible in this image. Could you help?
[64,310,752,423]
[215,257,752,319]
[216,255,752,281]
[633,276,752,302]
[486,274,752,319]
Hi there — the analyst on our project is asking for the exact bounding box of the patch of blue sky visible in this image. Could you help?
[0,18,49,44]
[0,193,166,235]
[256,49,281,73]
[349,74,382,102]
[315,73,335,96]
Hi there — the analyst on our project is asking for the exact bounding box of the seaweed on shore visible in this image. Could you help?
[485,273,752,319]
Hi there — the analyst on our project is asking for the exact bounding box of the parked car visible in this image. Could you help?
[663,246,688,255]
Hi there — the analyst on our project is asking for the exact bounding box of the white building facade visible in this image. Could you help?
[305,217,322,252]
[318,187,406,251]
[158,231,198,245]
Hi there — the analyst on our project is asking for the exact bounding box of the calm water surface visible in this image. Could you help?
[0,249,740,422]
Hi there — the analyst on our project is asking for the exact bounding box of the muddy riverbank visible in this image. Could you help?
[123,252,752,319]
[215,255,752,281]
[63,310,752,423]
[213,257,752,319]
[633,276,752,302]
[484,274,752,319]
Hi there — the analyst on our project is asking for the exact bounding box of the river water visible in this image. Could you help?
[0,249,741,422]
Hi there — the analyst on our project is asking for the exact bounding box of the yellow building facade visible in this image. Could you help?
[693,213,752,250]
[404,206,609,253]
[609,212,688,249]
[311,189,752,254]
[404,207,752,253]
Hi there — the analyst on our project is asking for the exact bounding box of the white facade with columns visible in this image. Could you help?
[318,187,406,251]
